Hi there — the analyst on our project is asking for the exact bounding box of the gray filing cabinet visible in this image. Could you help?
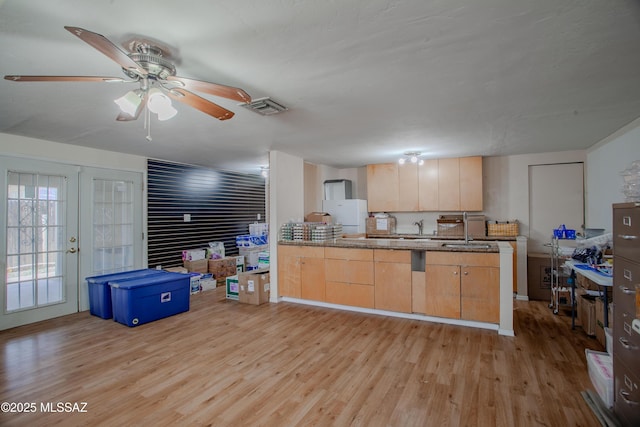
[612,202,640,426]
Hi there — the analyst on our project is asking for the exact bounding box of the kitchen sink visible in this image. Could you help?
[441,242,493,249]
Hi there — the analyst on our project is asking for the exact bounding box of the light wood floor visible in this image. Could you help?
[0,288,605,426]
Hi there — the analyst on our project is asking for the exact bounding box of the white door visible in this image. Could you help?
[0,158,143,330]
[0,157,79,330]
[78,167,143,312]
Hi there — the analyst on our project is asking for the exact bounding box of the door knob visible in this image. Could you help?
[66,248,77,253]
[69,236,76,243]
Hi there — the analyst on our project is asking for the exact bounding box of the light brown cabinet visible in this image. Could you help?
[366,163,399,212]
[398,163,419,211]
[374,249,412,313]
[367,156,482,212]
[418,159,439,211]
[277,245,325,301]
[325,247,375,308]
[437,157,461,211]
[425,251,499,323]
[459,156,483,211]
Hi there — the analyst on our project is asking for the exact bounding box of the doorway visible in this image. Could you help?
[1,157,143,330]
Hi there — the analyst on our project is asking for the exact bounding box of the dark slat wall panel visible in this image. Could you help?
[147,159,266,268]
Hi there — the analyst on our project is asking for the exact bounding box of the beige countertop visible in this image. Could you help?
[366,233,518,241]
[278,237,499,253]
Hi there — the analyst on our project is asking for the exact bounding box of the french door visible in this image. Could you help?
[0,157,143,330]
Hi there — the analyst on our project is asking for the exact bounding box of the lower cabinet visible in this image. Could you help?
[278,245,500,323]
[425,252,500,323]
[374,249,412,313]
[278,245,325,301]
[324,247,374,308]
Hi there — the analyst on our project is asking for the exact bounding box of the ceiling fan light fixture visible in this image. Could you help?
[114,90,143,116]
[148,88,177,121]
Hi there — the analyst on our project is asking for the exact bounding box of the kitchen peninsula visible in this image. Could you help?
[278,238,514,336]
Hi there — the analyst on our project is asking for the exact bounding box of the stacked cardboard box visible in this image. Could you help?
[208,257,237,280]
[238,269,270,305]
[183,259,208,274]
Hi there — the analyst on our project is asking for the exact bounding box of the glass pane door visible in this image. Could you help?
[1,156,79,330]
[6,172,66,311]
[92,178,135,275]
[77,167,143,312]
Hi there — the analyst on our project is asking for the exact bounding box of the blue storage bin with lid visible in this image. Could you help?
[109,272,191,327]
[85,269,167,319]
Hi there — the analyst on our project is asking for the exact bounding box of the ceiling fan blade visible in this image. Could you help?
[166,76,251,103]
[64,26,148,77]
[4,75,127,83]
[166,88,235,120]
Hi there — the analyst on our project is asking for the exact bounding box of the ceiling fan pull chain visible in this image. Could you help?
[145,103,152,141]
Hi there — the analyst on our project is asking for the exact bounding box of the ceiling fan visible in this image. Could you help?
[4,26,252,126]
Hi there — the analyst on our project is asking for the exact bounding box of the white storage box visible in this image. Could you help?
[585,349,613,408]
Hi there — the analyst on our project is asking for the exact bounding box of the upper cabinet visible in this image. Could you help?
[366,163,399,212]
[367,156,483,212]
[459,156,483,211]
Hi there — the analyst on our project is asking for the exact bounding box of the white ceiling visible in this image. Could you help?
[1,0,640,174]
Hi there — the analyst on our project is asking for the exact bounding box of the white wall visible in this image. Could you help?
[0,133,146,172]
[586,117,640,232]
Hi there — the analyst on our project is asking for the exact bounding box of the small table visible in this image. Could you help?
[564,259,613,329]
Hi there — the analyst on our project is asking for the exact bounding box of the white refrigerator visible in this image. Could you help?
[322,199,368,234]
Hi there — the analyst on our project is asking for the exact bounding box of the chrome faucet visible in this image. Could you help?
[413,219,424,235]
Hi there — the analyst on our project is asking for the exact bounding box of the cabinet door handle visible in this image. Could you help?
[619,390,639,406]
[619,286,635,295]
[618,234,638,240]
[624,269,632,281]
[463,271,468,275]
[453,271,458,275]
[619,336,638,350]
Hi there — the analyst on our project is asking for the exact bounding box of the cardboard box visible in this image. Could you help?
[235,255,245,274]
[579,294,596,336]
[366,216,397,235]
[200,273,217,291]
[240,245,268,270]
[595,297,613,347]
[208,257,237,280]
[182,248,207,261]
[183,259,208,274]
[527,254,554,301]
[238,269,270,305]
[258,251,270,269]
[305,212,332,224]
[226,275,239,300]
[556,289,572,306]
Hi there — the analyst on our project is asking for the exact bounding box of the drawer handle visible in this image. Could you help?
[619,285,636,295]
[623,216,632,226]
[453,271,458,275]
[619,336,638,350]
[619,390,639,406]
[618,234,638,240]
[624,269,633,281]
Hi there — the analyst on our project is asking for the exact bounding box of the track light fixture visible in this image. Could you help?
[398,151,424,166]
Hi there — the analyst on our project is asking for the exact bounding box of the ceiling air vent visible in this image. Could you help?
[241,97,288,115]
